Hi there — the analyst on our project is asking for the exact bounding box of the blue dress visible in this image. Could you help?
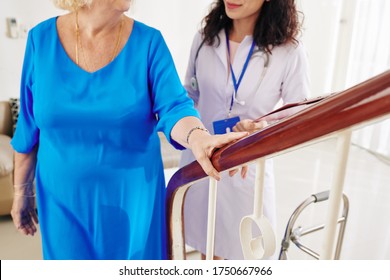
[11,17,199,260]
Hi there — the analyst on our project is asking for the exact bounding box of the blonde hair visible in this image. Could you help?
[52,0,93,11]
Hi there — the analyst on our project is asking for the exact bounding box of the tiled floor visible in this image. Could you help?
[1,136,389,260]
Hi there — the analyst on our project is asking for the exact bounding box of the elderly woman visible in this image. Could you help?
[10,0,247,260]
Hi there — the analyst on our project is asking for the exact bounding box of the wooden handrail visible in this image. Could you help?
[166,70,390,259]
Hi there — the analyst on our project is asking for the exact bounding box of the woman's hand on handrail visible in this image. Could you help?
[188,130,249,181]
[171,116,249,181]
[228,119,268,179]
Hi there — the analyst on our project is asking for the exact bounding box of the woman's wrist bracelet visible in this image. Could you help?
[13,182,33,187]
[186,126,209,144]
[13,182,35,197]
[14,193,36,198]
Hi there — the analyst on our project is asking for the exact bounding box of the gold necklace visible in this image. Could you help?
[75,11,124,72]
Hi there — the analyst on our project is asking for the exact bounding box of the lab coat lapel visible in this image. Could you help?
[214,30,228,72]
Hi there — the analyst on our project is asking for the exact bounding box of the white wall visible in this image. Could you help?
[0,0,351,101]
[1,1,387,113]
[0,0,213,100]
[128,0,212,81]
[298,0,343,96]
[0,0,62,100]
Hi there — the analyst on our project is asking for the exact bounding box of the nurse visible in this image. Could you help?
[180,0,310,259]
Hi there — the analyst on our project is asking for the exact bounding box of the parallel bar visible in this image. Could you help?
[253,158,266,219]
[206,178,218,260]
[320,130,352,259]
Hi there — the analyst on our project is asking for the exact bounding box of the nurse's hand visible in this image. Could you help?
[232,119,268,134]
[228,166,248,179]
[11,185,38,236]
[229,119,268,179]
[188,130,249,181]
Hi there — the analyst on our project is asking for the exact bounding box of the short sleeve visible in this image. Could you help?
[148,31,199,150]
[11,30,39,153]
[281,42,311,104]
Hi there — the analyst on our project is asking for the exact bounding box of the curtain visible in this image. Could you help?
[346,0,390,158]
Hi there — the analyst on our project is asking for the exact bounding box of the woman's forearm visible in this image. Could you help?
[13,146,37,194]
[171,116,248,181]
[171,116,210,149]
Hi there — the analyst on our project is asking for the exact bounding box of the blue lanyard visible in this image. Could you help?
[226,29,256,114]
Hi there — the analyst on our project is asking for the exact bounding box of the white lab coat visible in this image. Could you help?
[180,30,310,259]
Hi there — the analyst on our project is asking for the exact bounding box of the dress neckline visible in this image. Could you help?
[54,16,136,75]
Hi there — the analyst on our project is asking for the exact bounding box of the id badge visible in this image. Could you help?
[213,116,240,134]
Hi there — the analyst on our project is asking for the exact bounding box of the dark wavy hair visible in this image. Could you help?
[202,0,303,53]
